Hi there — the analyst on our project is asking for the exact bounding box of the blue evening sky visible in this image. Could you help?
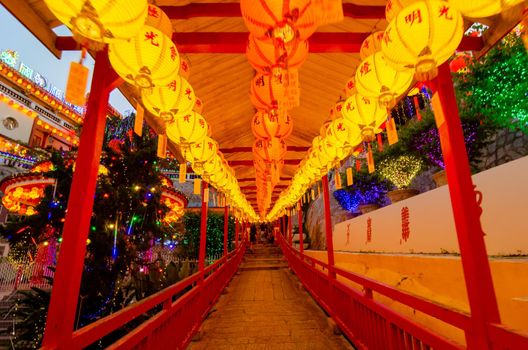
[0,6,134,114]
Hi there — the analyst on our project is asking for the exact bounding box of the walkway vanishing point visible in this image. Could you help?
[189,244,353,350]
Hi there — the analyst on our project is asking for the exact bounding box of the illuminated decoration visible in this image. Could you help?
[385,0,418,22]
[43,0,147,49]
[141,76,195,122]
[0,170,56,216]
[30,160,55,173]
[251,111,293,140]
[377,155,424,189]
[160,186,188,224]
[359,31,385,60]
[355,52,414,107]
[108,26,180,89]
[382,1,464,81]
[246,34,309,75]
[165,112,208,150]
[145,4,173,37]
[193,96,203,114]
[184,136,218,173]
[449,52,472,73]
[342,94,386,141]
[448,0,524,18]
[240,0,317,43]
[250,73,286,114]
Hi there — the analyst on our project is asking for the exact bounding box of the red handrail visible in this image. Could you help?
[278,235,528,349]
[49,240,247,350]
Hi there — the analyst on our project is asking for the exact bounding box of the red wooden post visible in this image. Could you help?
[298,202,304,253]
[432,63,500,348]
[288,211,293,246]
[198,181,209,282]
[322,175,335,277]
[235,217,239,247]
[42,50,119,348]
[223,205,228,256]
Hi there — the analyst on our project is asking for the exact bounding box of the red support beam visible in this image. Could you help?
[161,3,385,20]
[431,63,500,348]
[223,205,228,257]
[198,181,209,283]
[42,50,120,348]
[288,212,293,246]
[235,217,239,248]
[322,175,335,278]
[220,146,310,153]
[298,201,304,254]
[56,34,483,54]
[229,159,301,166]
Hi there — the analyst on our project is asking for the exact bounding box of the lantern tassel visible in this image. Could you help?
[367,143,375,174]
[377,133,383,152]
[356,159,361,171]
[346,167,353,186]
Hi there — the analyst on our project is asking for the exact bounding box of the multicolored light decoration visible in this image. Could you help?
[377,155,424,189]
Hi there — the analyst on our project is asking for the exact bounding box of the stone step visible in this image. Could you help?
[239,263,288,271]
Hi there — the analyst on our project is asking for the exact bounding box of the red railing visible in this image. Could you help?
[278,235,528,350]
[48,241,246,350]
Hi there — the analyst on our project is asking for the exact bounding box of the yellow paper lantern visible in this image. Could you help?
[109,25,180,88]
[355,52,414,106]
[342,94,387,141]
[448,0,524,18]
[141,76,195,122]
[321,136,349,163]
[326,118,362,149]
[165,111,208,149]
[359,31,385,60]
[186,137,218,172]
[145,4,173,37]
[251,110,293,140]
[43,0,147,47]
[240,0,317,42]
[382,1,464,81]
[385,0,418,22]
[247,34,309,75]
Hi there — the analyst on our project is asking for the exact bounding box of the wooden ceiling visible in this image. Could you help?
[1,0,523,212]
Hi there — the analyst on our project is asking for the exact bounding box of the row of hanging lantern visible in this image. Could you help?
[241,0,322,218]
[43,0,258,222]
[267,0,525,221]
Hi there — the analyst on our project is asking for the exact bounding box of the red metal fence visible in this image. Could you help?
[278,235,528,350]
[43,240,246,350]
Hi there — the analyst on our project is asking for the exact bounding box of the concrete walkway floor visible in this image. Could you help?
[188,245,353,350]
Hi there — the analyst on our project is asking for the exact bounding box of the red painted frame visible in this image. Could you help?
[277,235,528,350]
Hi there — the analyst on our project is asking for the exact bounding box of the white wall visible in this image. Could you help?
[333,156,528,255]
[0,103,34,143]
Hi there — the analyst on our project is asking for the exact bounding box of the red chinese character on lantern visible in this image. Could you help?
[376,32,384,41]
[181,61,189,72]
[336,104,343,112]
[362,97,371,105]
[185,88,192,100]
[405,9,422,26]
[438,5,453,20]
[346,223,351,245]
[366,217,372,243]
[346,102,354,112]
[401,206,410,243]
[347,81,355,90]
[337,122,344,131]
[208,142,213,150]
[183,114,190,122]
[360,62,371,76]
[386,0,393,12]
[363,39,370,49]
[199,119,205,128]
[256,76,265,87]
[145,31,160,47]
[170,47,177,61]
[384,28,393,45]
[148,5,159,18]
[167,80,178,91]
[195,143,201,149]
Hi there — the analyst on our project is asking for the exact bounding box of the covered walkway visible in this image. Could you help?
[190,245,352,350]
